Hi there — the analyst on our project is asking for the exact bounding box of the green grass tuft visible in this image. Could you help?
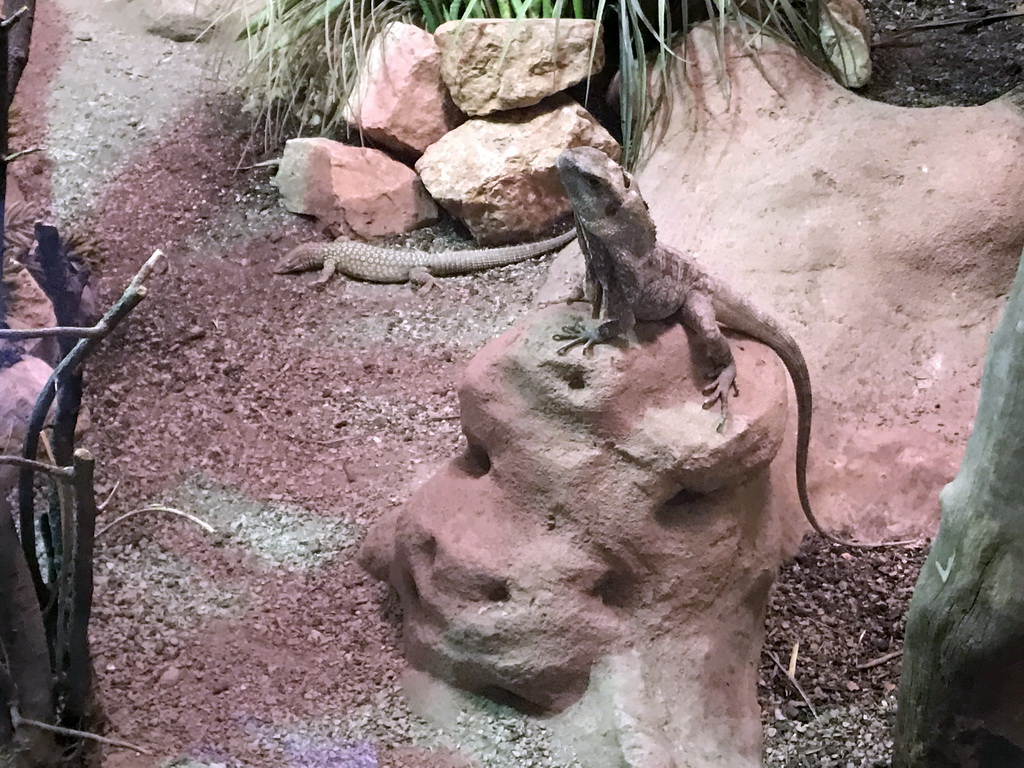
[235,0,841,163]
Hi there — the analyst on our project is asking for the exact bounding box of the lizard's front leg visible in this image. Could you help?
[313,257,338,285]
[679,291,738,431]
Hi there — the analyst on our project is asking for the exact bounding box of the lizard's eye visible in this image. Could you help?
[586,175,601,188]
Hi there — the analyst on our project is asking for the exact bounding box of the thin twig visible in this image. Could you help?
[856,649,903,670]
[901,9,1023,31]
[767,650,818,718]
[1,247,164,341]
[4,145,39,162]
[0,455,74,476]
[96,505,216,539]
[250,404,348,446]
[0,6,28,28]
[11,709,153,755]
[234,158,280,171]
[97,479,120,512]
[0,324,103,340]
[877,10,1024,44]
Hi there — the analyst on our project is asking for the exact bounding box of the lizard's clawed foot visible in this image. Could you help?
[702,362,738,432]
[554,323,602,355]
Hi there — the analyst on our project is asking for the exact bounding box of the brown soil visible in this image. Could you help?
[6,0,1022,766]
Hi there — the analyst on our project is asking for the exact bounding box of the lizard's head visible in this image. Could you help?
[273,242,324,274]
[555,147,656,244]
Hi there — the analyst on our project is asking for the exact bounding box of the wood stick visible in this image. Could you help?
[767,650,818,718]
[857,649,903,670]
[11,709,152,755]
[0,456,74,477]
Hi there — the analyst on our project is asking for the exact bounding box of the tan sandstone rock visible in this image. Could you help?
[273,138,439,239]
[361,304,804,767]
[140,0,221,41]
[344,22,465,158]
[416,95,619,243]
[545,23,1024,540]
[435,19,604,116]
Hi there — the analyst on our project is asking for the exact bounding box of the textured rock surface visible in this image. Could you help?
[416,96,619,243]
[435,19,604,116]
[541,23,1024,541]
[361,304,805,767]
[0,355,53,455]
[273,138,439,239]
[139,0,222,41]
[344,22,465,158]
[4,267,57,363]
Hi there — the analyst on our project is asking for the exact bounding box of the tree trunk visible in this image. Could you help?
[3,0,34,97]
[893,249,1024,766]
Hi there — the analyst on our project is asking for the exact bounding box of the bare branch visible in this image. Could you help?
[19,250,165,604]
[0,456,73,477]
[11,708,152,755]
[0,325,104,341]
[3,1,34,96]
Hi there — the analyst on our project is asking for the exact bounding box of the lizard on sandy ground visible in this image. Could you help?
[273,229,576,289]
[554,146,913,549]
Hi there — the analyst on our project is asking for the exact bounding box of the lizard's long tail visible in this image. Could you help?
[711,288,917,550]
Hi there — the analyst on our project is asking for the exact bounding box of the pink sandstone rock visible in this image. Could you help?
[0,354,53,457]
[273,138,439,239]
[345,22,465,158]
[4,266,57,364]
[361,304,803,767]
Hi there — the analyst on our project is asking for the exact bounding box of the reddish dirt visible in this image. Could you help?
[77,111,473,766]
[10,7,473,766]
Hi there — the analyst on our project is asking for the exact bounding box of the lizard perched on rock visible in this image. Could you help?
[273,229,576,288]
[554,146,912,549]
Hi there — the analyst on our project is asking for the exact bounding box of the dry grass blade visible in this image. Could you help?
[237,0,419,149]
[767,649,818,718]
[96,505,216,539]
